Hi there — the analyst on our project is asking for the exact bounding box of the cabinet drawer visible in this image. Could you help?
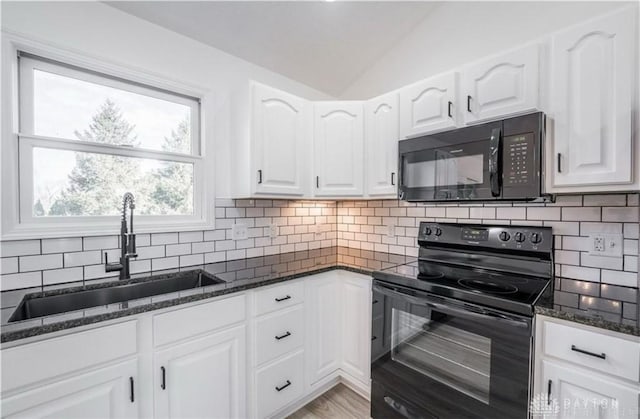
[372,295,384,318]
[256,350,304,419]
[255,281,303,316]
[2,321,137,392]
[543,320,640,382]
[255,306,304,365]
[153,294,246,347]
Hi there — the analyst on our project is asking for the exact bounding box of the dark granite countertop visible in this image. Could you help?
[535,305,639,337]
[372,262,639,337]
[1,247,413,343]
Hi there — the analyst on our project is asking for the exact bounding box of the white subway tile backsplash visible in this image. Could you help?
[526,207,560,220]
[42,238,82,254]
[561,207,600,221]
[64,251,101,267]
[602,207,638,222]
[84,264,118,280]
[496,207,526,220]
[180,254,203,267]
[1,258,18,275]
[601,270,637,287]
[624,223,639,239]
[152,257,179,271]
[580,222,622,235]
[130,260,151,274]
[583,194,627,207]
[1,271,41,289]
[623,239,638,255]
[624,255,638,272]
[562,265,600,282]
[83,235,118,251]
[178,231,203,243]
[469,208,496,219]
[20,254,63,272]
[43,267,83,285]
[166,243,191,257]
[151,232,179,245]
[1,240,40,257]
[580,253,623,270]
[446,207,469,219]
[135,246,165,260]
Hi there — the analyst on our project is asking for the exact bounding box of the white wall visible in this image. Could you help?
[0,1,333,199]
[340,1,632,99]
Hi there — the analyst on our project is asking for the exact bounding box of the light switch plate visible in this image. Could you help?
[232,224,248,240]
[588,234,623,258]
[386,224,396,238]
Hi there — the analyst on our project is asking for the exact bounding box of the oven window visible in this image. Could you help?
[391,306,491,404]
[404,152,484,188]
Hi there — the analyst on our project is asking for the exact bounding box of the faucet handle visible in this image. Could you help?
[104,252,123,272]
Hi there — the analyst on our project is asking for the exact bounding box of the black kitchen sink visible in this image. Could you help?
[8,270,225,323]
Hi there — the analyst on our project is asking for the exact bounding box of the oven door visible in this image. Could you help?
[398,121,502,201]
[371,281,532,419]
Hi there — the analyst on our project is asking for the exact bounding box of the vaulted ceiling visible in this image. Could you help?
[106,1,438,97]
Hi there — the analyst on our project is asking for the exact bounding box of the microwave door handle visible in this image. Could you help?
[489,127,502,197]
[373,283,528,328]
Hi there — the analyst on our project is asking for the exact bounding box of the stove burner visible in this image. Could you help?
[457,278,519,294]
[417,271,445,280]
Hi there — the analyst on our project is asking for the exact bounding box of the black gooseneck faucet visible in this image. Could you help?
[105,192,138,279]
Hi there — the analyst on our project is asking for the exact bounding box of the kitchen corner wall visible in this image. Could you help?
[0,200,337,291]
[335,194,639,326]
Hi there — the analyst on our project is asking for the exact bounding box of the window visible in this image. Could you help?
[9,51,209,236]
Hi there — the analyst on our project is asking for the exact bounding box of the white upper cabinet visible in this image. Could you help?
[252,83,310,196]
[365,91,400,197]
[548,8,637,192]
[399,72,458,138]
[313,101,364,197]
[462,43,540,124]
[231,82,311,198]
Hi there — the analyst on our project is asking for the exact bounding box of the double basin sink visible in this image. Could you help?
[8,270,225,323]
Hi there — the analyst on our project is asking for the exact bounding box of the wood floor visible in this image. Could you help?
[286,384,370,419]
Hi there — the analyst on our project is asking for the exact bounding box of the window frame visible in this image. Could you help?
[1,34,215,240]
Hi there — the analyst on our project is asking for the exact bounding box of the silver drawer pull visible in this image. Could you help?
[571,345,606,359]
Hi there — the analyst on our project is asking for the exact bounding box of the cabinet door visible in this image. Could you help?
[313,102,364,196]
[365,92,400,197]
[2,359,138,419]
[340,272,372,387]
[540,360,639,419]
[154,325,246,419]
[399,72,458,138]
[462,43,539,124]
[252,83,310,196]
[549,10,635,189]
[305,273,342,384]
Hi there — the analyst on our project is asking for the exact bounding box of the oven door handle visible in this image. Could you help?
[373,283,529,328]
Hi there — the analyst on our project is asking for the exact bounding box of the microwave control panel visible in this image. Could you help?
[503,133,534,186]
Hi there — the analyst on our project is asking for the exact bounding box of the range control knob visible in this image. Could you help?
[434,228,442,237]
[514,232,526,243]
[530,232,543,244]
[424,227,432,236]
[499,231,511,242]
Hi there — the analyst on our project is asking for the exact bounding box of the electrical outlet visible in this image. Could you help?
[268,224,278,239]
[589,234,622,257]
[386,224,396,238]
[232,224,248,240]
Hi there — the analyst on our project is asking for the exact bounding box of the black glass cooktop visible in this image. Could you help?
[374,261,552,316]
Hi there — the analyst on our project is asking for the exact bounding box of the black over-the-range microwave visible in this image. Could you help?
[398,112,550,202]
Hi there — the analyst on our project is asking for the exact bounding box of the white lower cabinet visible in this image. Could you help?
[339,272,372,386]
[535,315,640,419]
[2,359,139,419]
[541,360,639,419]
[305,271,343,386]
[154,325,246,419]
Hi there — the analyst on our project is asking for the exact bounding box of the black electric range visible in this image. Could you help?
[370,222,554,419]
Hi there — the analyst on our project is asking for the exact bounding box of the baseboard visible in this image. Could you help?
[339,371,371,401]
